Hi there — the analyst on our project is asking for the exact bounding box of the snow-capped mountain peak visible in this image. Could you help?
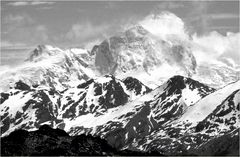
[93,24,197,88]
[0,45,95,92]
[26,45,64,62]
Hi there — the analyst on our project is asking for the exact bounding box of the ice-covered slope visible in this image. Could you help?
[0,45,95,92]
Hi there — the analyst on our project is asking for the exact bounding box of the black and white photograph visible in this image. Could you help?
[0,0,239,156]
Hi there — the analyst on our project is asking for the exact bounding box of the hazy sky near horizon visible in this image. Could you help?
[1,1,239,66]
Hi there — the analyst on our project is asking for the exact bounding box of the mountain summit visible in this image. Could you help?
[93,25,197,87]
[0,45,95,92]
[25,45,63,62]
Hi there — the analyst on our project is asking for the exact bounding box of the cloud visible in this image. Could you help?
[208,13,239,20]
[183,1,239,35]
[3,14,25,23]
[187,13,239,27]
[31,1,55,5]
[7,1,55,6]
[208,26,239,32]
[35,25,49,41]
[0,41,33,67]
[1,41,27,49]
[7,2,28,6]
[183,1,209,34]
[2,13,49,46]
[82,39,102,51]
[105,1,118,9]
[155,1,185,10]
[3,14,34,26]
[66,22,110,42]
[192,31,240,65]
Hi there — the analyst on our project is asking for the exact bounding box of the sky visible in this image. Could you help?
[1,1,239,66]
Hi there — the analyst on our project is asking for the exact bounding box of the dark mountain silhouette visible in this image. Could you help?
[1,125,164,156]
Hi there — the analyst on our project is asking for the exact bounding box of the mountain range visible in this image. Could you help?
[0,12,239,156]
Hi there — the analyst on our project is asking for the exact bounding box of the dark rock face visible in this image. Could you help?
[77,79,94,88]
[191,129,239,156]
[123,76,152,95]
[1,125,164,156]
[14,80,31,91]
[2,125,238,156]
[99,76,129,109]
[74,76,130,117]
[1,125,113,156]
[167,75,215,97]
[26,45,48,62]
[0,93,9,103]
[170,45,197,76]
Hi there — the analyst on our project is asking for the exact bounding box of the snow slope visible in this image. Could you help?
[179,80,240,125]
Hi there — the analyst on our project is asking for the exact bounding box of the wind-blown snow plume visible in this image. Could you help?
[139,12,189,41]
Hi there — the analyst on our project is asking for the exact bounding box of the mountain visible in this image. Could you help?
[179,80,240,127]
[65,77,238,155]
[91,15,239,89]
[0,75,211,137]
[1,24,238,91]
[115,79,239,155]
[0,11,239,156]
[93,25,197,88]
[0,45,95,92]
[195,89,240,134]
[0,25,198,92]
[1,75,239,155]
[71,75,215,151]
[0,75,151,137]
[59,75,151,120]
